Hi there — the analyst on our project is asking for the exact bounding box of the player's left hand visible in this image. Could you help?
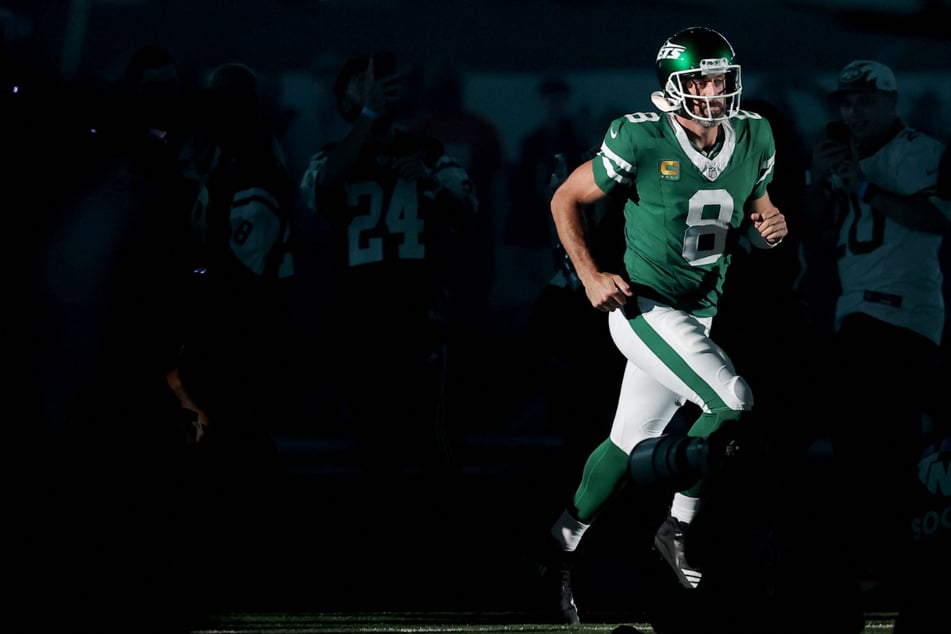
[750,206,787,245]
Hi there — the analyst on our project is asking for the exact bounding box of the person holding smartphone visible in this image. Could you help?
[805,59,950,623]
[299,53,478,482]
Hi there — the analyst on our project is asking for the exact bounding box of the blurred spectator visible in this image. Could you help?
[30,44,199,631]
[939,135,951,200]
[175,59,296,452]
[804,59,950,622]
[403,61,504,331]
[401,60,506,439]
[939,137,951,377]
[526,146,626,484]
[890,133,951,634]
[507,76,590,250]
[121,44,190,157]
[299,53,478,481]
[172,59,298,608]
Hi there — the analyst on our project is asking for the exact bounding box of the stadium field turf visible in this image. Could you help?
[190,610,900,633]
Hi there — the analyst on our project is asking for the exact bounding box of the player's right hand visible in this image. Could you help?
[585,272,632,312]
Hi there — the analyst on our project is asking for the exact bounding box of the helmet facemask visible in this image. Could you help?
[666,59,741,124]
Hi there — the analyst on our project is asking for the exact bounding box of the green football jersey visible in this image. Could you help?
[592,110,775,316]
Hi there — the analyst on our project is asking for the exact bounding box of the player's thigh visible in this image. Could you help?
[609,299,749,412]
[609,359,683,453]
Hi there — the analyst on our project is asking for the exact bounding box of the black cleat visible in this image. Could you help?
[534,541,580,624]
[653,514,702,589]
[554,566,580,625]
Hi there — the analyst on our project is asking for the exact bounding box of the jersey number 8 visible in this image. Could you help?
[682,188,733,267]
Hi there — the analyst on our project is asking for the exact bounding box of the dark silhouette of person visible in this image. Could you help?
[508,76,590,249]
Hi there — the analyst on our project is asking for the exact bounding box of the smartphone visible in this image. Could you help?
[373,51,397,78]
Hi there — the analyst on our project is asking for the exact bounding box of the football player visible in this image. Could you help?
[537,26,787,624]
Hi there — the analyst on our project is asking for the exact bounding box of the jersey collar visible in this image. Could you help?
[668,114,736,182]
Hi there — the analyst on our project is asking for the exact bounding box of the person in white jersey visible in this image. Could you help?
[807,59,950,619]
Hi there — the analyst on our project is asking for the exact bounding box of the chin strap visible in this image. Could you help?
[650,90,681,113]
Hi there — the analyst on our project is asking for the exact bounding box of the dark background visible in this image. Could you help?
[11,1,950,631]
[17,1,951,77]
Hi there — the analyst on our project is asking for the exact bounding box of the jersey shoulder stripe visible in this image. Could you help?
[596,112,667,188]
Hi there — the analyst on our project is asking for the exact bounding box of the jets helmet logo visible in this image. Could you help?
[657,43,685,61]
